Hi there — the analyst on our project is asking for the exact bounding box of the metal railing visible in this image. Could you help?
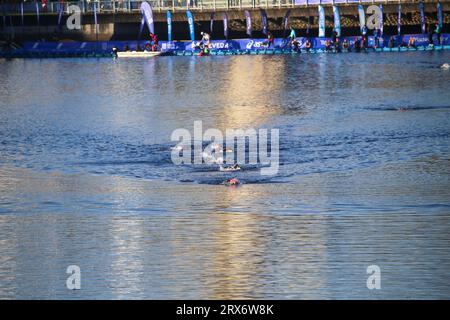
[0,0,433,15]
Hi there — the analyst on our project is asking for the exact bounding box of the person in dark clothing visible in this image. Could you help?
[305,39,312,52]
[408,37,417,49]
[334,38,341,53]
[292,38,300,52]
[374,28,380,48]
[342,38,350,52]
[354,37,361,52]
[388,36,395,48]
[331,30,338,45]
[325,40,332,52]
[428,24,434,45]
[266,32,274,48]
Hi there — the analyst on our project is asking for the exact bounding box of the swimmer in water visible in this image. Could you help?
[216,147,233,154]
[220,164,241,171]
[441,63,450,70]
[224,178,240,186]
[171,145,183,151]
[211,143,221,152]
[214,156,224,164]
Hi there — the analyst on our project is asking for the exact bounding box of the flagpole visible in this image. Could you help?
[21,2,24,43]
[36,1,41,41]
[94,2,98,53]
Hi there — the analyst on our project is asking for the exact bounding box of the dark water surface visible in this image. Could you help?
[0,52,450,299]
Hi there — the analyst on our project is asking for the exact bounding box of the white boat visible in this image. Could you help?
[116,51,161,58]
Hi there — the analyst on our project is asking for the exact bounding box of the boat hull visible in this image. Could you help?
[116,51,161,58]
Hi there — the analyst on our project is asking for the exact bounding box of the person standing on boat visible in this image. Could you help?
[150,33,159,51]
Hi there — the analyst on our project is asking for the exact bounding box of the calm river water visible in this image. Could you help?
[0,51,450,299]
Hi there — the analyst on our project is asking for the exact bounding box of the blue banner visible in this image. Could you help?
[36,1,40,26]
[167,10,172,42]
[333,6,341,37]
[318,5,325,38]
[438,1,443,28]
[21,2,24,26]
[398,4,401,35]
[307,16,311,36]
[245,10,252,37]
[20,33,450,55]
[358,5,365,32]
[210,12,215,34]
[283,10,291,31]
[2,6,5,30]
[379,4,383,36]
[420,2,425,34]
[222,12,228,39]
[187,10,195,41]
[140,2,154,35]
[58,3,63,31]
[260,9,268,36]
[93,3,98,34]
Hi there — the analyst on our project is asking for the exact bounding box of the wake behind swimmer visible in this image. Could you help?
[170,121,280,182]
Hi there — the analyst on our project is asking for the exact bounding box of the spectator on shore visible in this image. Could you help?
[325,40,332,52]
[342,38,350,52]
[428,24,434,46]
[408,36,417,49]
[374,28,380,48]
[305,39,312,52]
[292,38,300,52]
[288,28,297,44]
[389,36,396,48]
[334,38,341,53]
[266,32,275,48]
[331,30,338,45]
[435,23,441,45]
[362,35,368,50]
[361,25,368,38]
[354,37,361,52]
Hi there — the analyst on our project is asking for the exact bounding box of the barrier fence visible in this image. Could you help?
[0,0,439,15]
